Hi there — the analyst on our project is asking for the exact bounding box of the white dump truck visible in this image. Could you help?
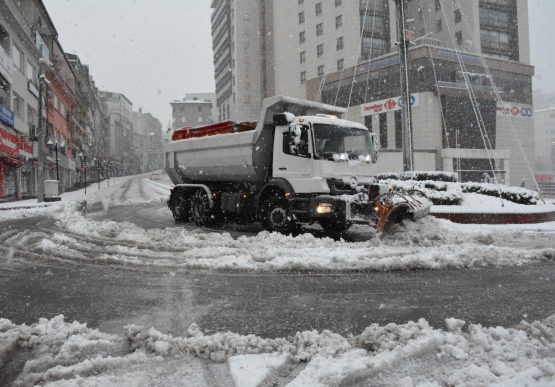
[164,96,430,234]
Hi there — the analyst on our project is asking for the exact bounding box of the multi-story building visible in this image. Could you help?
[185,93,217,122]
[170,95,215,129]
[210,0,535,187]
[100,91,133,175]
[211,0,264,121]
[66,54,109,187]
[534,107,555,179]
[131,108,163,173]
[0,0,52,199]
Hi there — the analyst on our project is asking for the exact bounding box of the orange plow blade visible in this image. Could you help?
[375,191,432,234]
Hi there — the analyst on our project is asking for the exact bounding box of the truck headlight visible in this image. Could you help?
[316,203,333,214]
[365,155,371,163]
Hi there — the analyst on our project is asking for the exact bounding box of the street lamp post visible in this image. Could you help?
[79,153,86,194]
[93,158,100,190]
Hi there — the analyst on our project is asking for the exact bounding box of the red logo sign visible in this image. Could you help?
[510,106,520,116]
[384,99,397,110]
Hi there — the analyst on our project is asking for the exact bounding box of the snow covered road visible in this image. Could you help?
[1,174,555,386]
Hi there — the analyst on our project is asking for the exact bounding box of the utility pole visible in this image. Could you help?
[395,0,414,172]
[37,56,49,203]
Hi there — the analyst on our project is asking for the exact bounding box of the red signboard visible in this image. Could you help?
[536,174,552,183]
[0,127,33,157]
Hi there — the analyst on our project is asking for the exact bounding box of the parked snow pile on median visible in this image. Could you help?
[2,314,555,386]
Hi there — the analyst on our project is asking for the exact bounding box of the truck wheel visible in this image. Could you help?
[319,219,352,233]
[261,197,297,235]
[170,190,191,223]
[191,189,217,227]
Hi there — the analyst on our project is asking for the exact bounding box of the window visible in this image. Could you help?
[337,59,344,70]
[435,0,441,12]
[456,31,463,45]
[198,105,202,112]
[299,31,306,44]
[361,15,384,33]
[198,117,203,123]
[12,92,23,119]
[454,9,461,23]
[299,11,305,24]
[26,62,36,82]
[60,103,66,117]
[379,113,387,148]
[336,36,344,50]
[300,71,306,84]
[436,19,442,33]
[318,65,325,76]
[283,126,309,157]
[181,117,186,123]
[317,44,324,57]
[298,0,304,4]
[316,2,322,15]
[336,15,343,29]
[233,76,235,86]
[12,44,23,71]
[481,29,509,50]
[335,0,342,6]
[479,8,509,28]
[300,51,306,64]
[53,94,59,110]
[361,37,386,59]
[27,104,36,125]
[316,23,323,36]
[0,25,9,53]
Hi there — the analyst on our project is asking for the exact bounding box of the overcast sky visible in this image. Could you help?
[43,0,555,128]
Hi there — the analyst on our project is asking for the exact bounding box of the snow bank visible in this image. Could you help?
[2,315,555,386]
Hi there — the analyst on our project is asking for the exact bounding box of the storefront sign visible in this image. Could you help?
[0,104,14,127]
[358,56,400,73]
[0,46,13,84]
[438,50,481,64]
[360,94,420,116]
[496,103,533,118]
[0,127,32,158]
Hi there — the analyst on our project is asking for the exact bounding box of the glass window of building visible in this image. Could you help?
[336,15,343,29]
[456,31,463,45]
[12,43,23,71]
[318,65,324,76]
[361,37,386,59]
[335,0,342,7]
[454,9,461,23]
[436,19,442,32]
[336,37,344,50]
[299,31,306,44]
[12,92,23,118]
[316,23,323,36]
[300,51,306,64]
[26,61,36,81]
[300,71,306,84]
[299,11,305,24]
[337,59,344,70]
[316,2,322,15]
[317,44,324,57]
[361,15,384,33]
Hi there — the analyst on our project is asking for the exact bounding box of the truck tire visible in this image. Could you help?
[261,197,297,235]
[319,219,352,233]
[191,189,217,227]
[170,190,191,223]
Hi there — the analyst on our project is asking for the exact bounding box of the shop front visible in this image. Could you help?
[0,125,34,200]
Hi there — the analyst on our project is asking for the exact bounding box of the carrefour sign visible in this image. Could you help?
[360,94,419,116]
[496,103,533,118]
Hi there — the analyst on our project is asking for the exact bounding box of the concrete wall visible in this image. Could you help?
[534,108,555,173]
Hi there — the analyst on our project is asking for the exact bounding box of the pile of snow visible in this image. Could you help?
[2,314,554,386]
[0,200,549,272]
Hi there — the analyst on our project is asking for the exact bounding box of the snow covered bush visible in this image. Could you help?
[462,182,542,205]
[400,171,459,183]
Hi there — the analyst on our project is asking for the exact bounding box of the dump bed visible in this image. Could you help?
[164,96,347,185]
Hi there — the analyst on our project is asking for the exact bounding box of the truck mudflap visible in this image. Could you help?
[373,190,432,234]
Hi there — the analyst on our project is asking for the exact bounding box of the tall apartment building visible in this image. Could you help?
[210,0,535,187]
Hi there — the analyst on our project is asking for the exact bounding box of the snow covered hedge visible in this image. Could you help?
[377,171,458,183]
[379,179,542,206]
[462,182,542,205]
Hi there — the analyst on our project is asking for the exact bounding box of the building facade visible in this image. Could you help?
[100,91,133,175]
[131,108,163,173]
[171,96,214,129]
[534,107,555,179]
[210,0,535,187]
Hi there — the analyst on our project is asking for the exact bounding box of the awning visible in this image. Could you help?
[3,157,24,167]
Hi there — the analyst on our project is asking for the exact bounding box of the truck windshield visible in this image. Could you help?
[312,124,372,159]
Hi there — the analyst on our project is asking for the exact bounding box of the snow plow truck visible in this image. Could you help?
[164,96,431,234]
